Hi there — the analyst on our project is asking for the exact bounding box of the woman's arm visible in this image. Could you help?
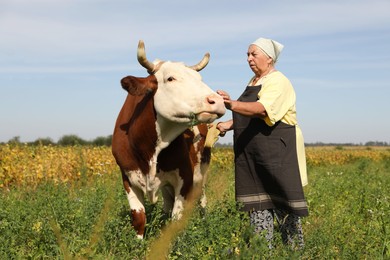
[217,90,267,118]
[229,100,267,118]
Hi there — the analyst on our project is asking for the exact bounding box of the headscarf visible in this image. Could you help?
[251,37,284,63]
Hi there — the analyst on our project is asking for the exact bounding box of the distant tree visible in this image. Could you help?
[57,135,87,146]
[31,137,55,146]
[214,142,233,148]
[8,136,21,145]
[365,141,389,146]
[92,135,112,146]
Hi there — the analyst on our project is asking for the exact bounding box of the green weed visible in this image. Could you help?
[0,148,389,259]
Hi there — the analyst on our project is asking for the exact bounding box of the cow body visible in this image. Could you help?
[112,41,225,238]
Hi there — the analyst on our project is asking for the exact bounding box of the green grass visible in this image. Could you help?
[0,150,389,259]
[302,158,390,259]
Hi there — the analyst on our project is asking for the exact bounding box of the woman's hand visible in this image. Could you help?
[216,120,234,137]
[217,90,233,110]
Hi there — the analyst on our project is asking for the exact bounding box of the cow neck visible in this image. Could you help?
[146,116,187,190]
[112,92,158,174]
[155,115,189,153]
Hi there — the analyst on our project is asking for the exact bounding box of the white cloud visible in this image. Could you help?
[1,0,389,58]
[0,64,139,74]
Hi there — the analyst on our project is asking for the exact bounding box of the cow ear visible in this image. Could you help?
[120,76,157,96]
[121,76,137,94]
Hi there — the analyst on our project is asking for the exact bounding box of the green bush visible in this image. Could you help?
[57,134,88,146]
[91,135,112,146]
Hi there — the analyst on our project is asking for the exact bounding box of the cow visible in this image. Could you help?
[112,40,226,238]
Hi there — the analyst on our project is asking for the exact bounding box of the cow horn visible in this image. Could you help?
[189,53,210,71]
[137,40,156,74]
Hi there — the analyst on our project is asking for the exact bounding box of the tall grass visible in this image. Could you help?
[0,146,389,259]
[303,158,390,259]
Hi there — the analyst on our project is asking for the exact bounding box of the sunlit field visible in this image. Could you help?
[1,144,389,259]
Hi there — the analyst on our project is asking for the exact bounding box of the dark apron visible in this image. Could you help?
[233,85,308,216]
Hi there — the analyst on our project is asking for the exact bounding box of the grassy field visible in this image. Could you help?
[0,145,389,259]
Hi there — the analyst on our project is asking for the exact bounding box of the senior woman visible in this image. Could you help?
[216,37,308,249]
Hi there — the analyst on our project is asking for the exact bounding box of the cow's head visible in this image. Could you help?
[121,41,226,128]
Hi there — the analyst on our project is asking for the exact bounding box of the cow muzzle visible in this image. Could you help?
[193,94,226,124]
[206,94,226,117]
[205,94,226,118]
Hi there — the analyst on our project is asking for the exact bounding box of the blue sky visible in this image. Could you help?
[1,0,389,144]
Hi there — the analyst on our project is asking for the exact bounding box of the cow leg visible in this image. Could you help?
[161,184,175,215]
[128,188,146,239]
[199,162,210,209]
[171,183,186,220]
[122,172,146,239]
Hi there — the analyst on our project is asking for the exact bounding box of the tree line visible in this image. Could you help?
[2,135,389,147]
[305,141,390,147]
[3,135,112,146]
[215,141,390,147]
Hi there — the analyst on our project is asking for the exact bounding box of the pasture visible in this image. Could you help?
[0,144,389,259]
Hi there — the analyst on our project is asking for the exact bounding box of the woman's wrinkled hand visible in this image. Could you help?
[216,122,228,137]
[217,90,232,110]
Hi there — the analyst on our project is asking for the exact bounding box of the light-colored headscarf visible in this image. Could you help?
[251,37,284,63]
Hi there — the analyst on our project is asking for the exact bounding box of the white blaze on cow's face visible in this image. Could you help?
[153,61,226,126]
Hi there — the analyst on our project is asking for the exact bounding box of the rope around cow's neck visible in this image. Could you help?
[189,112,197,130]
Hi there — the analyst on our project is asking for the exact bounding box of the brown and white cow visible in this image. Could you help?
[112,40,225,238]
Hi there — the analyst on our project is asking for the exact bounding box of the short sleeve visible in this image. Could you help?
[257,73,296,126]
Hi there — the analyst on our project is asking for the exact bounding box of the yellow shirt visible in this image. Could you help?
[250,71,308,186]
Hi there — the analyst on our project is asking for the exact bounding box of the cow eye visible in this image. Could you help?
[167,76,175,82]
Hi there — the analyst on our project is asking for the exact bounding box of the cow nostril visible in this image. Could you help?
[207,96,216,104]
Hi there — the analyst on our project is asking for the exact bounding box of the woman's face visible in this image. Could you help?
[247,44,273,76]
